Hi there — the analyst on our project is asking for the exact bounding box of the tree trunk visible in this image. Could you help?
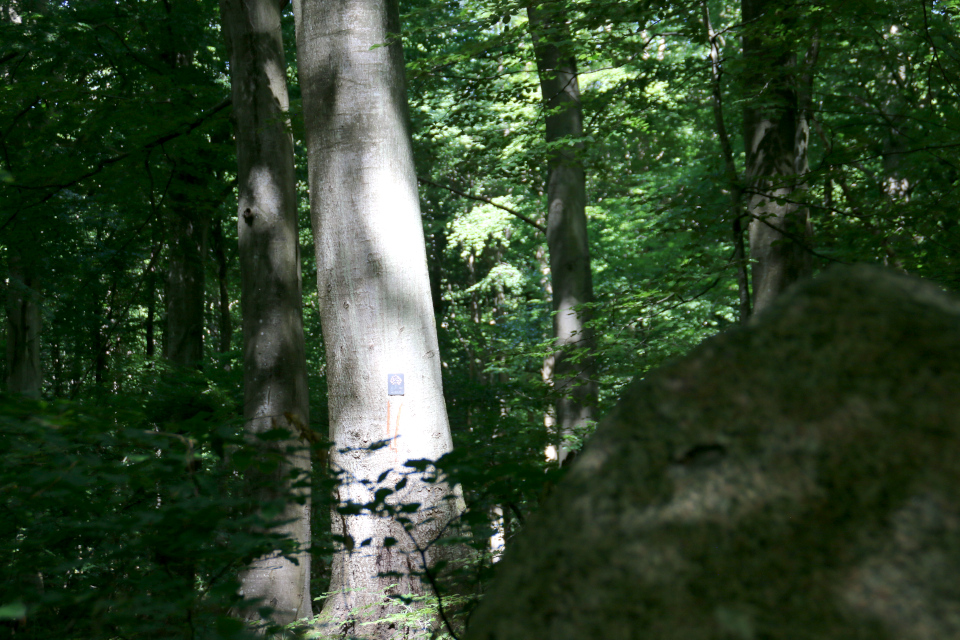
[703,1,751,322]
[211,214,232,355]
[741,0,812,311]
[92,309,106,387]
[146,263,157,359]
[163,185,208,368]
[5,252,41,396]
[157,0,210,369]
[293,0,461,635]
[527,0,597,464]
[220,0,313,625]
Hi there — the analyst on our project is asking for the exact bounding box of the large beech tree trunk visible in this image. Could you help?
[527,0,597,464]
[741,0,812,312]
[5,252,41,396]
[293,0,461,635]
[220,0,313,625]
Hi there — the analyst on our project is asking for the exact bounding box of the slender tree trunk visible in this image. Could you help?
[878,56,911,271]
[220,0,313,625]
[5,252,40,396]
[158,0,209,370]
[703,1,751,322]
[146,263,157,359]
[293,0,461,635]
[211,214,232,355]
[51,336,62,397]
[92,313,106,387]
[741,0,813,311]
[527,0,597,464]
[163,187,208,368]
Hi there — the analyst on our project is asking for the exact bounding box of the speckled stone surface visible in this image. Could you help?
[466,265,960,640]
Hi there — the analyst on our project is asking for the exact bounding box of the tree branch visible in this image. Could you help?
[1,97,232,232]
[417,176,545,233]
[702,0,750,321]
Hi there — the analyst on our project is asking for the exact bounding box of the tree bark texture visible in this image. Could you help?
[163,169,209,368]
[5,252,41,396]
[527,1,597,464]
[741,0,812,312]
[220,0,313,625]
[158,0,212,369]
[293,0,461,635]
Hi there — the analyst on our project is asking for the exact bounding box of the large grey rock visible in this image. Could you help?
[466,266,960,640]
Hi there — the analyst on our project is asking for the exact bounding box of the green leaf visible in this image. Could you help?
[0,602,26,620]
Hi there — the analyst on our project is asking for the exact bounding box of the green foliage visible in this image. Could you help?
[0,389,311,640]
[301,587,469,640]
[3,0,960,635]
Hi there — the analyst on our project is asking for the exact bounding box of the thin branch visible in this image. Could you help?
[417,176,545,233]
[100,24,167,75]
[920,0,958,94]
[402,515,461,640]
[507,502,525,526]
[738,192,848,265]
[1,97,232,232]
[855,140,960,161]
[702,0,750,320]
[409,533,460,640]
[11,97,232,192]
[69,242,164,398]
[672,277,720,307]
[3,96,42,141]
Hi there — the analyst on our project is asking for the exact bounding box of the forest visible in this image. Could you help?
[1,0,959,637]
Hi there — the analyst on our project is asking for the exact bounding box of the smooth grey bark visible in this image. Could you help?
[5,252,40,396]
[527,1,597,463]
[466,265,960,640]
[293,0,461,635]
[220,0,312,625]
[741,0,812,312]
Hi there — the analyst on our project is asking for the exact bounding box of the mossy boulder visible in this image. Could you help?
[466,266,960,640]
